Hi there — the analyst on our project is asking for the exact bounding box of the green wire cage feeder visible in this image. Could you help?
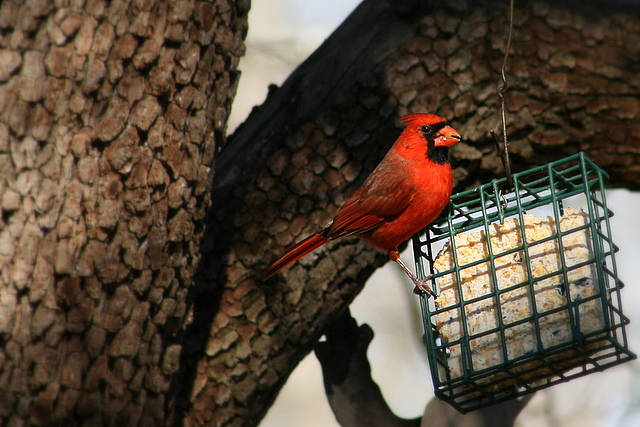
[413,152,636,413]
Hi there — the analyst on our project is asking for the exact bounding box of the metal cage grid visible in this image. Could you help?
[413,152,636,413]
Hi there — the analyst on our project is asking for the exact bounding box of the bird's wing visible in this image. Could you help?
[327,166,413,239]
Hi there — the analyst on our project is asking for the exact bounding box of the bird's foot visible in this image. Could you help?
[388,249,437,298]
[411,275,436,297]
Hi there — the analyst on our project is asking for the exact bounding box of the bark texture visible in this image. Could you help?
[1,0,639,425]
[195,0,640,425]
[0,0,247,425]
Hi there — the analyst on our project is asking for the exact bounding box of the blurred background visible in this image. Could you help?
[228,1,640,425]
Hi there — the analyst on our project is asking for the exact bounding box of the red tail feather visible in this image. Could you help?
[263,233,327,280]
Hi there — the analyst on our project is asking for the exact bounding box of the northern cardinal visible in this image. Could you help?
[263,113,461,296]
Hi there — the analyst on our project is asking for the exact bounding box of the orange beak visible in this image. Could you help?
[434,126,461,147]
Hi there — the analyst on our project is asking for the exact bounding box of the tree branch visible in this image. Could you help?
[315,309,421,427]
[315,310,532,427]
[185,0,640,424]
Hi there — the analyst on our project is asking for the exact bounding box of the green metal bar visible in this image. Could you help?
[414,152,636,412]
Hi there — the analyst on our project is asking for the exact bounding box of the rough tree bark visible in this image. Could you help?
[0,0,247,425]
[1,0,639,426]
[193,0,640,425]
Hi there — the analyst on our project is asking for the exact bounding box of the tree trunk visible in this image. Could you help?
[1,0,639,425]
[0,0,247,424]
[192,0,640,425]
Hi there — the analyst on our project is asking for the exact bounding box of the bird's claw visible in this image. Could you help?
[411,276,437,297]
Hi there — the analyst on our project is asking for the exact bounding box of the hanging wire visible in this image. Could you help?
[491,0,515,188]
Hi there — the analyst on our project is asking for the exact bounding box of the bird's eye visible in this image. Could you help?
[420,125,432,134]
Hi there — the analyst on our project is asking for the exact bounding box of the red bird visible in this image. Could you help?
[263,113,461,296]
